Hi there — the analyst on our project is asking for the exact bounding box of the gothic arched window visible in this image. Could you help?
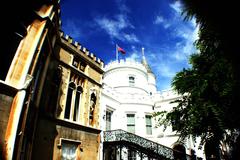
[64,73,84,123]
[64,82,76,119]
[89,92,97,126]
[73,86,83,121]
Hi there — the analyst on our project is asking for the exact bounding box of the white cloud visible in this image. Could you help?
[170,1,183,14]
[145,20,198,87]
[142,51,178,90]
[95,14,139,43]
[145,1,199,90]
[171,20,199,61]
[147,54,176,79]
[125,45,141,61]
[156,2,199,62]
[150,50,190,90]
[154,15,171,29]
[154,16,164,24]
[163,23,171,29]
[131,45,136,50]
[123,34,139,42]
[115,0,130,13]
[157,64,176,78]
[126,53,140,61]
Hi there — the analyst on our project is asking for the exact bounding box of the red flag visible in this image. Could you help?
[117,46,126,54]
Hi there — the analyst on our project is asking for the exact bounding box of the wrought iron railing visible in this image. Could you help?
[104,129,175,159]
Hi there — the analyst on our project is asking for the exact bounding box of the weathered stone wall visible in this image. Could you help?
[32,119,100,160]
[55,40,103,128]
[0,94,13,157]
[54,125,100,160]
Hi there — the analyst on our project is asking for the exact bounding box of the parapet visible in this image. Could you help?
[104,59,147,73]
[153,89,182,102]
[59,30,104,68]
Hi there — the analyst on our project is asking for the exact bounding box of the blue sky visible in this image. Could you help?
[60,0,198,91]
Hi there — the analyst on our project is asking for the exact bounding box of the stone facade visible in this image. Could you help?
[0,1,104,159]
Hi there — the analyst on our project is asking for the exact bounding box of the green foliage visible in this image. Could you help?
[155,0,240,156]
[153,111,168,129]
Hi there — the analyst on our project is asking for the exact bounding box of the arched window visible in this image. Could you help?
[64,73,85,123]
[64,82,76,119]
[73,86,82,121]
[89,92,97,126]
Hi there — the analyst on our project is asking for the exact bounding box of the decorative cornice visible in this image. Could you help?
[102,84,154,105]
[103,84,182,105]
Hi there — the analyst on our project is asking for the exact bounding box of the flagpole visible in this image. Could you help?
[116,44,118,62]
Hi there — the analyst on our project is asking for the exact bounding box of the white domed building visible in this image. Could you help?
[100,49,204,159]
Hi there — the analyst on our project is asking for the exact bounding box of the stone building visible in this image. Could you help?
[0,1,104,159]
[0,1,209,160]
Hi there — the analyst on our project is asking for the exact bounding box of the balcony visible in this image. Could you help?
[103,129,194,160]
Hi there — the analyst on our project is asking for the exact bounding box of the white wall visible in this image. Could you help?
[100,60,204,159]
[103,60,149,94]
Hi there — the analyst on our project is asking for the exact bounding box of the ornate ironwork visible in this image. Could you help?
[104,129,175,159]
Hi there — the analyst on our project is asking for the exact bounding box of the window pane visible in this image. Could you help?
[72,57,79,68]
[61,142,78,160]
[127,125,135,133]
[73,60,78,68]
[65,83,75,119]
[80,62,86,71]
[73,88,81,121]
[129,76,135,86]
[127,114,135,124]
[106,111,112,121]
[145,115,152,125]
[127,114,135,133]
[146,126,152,135]
[145,115,152,135]
[106,110,112,131]
[89,93,97,125]
[129,76,134,80]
